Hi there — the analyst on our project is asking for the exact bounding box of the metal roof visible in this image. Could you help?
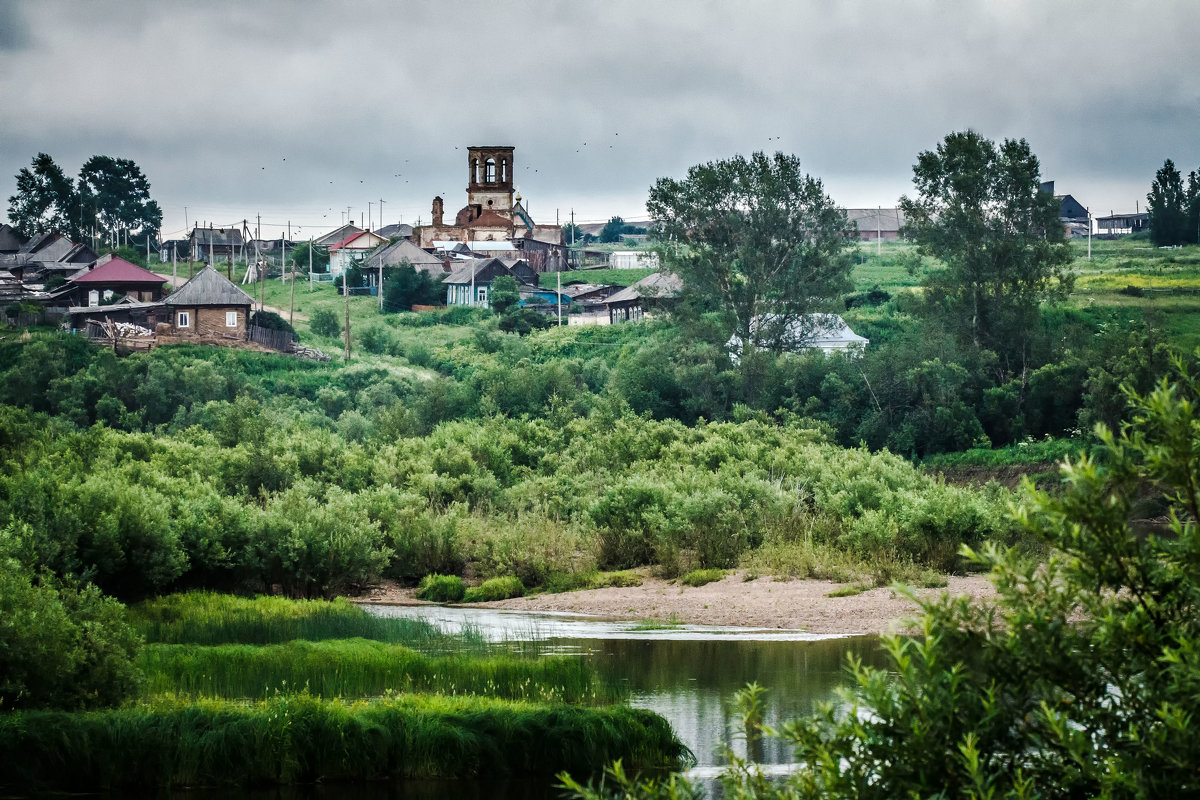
[603,272,683,305]
[69,256,166,284]
[164,265,254,306]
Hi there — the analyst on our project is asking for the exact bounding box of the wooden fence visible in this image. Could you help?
[248,324,295,352]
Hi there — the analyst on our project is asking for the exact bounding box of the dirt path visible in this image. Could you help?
[355,571,997,636]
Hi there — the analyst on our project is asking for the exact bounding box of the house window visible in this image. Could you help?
[476,286,488,306]
[226,311,238,327]
[177,311,190,328]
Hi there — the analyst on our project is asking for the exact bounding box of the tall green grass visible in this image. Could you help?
[0,694,690,790]
[130,592,465,648]
[138,639,616,703]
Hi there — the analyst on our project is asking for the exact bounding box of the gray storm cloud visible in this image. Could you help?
[2,0,1198,237]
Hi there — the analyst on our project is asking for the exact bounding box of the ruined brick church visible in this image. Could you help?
[413,146,565,255]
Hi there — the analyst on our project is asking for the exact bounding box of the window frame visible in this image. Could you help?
[226,311,238,328]
[177,311,190,328]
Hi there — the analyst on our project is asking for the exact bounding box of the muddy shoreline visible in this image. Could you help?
[353,571,996,636]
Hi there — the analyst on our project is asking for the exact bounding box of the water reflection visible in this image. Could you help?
[366,605,886,770]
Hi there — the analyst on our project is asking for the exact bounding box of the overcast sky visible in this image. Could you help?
[2,0,1198,241]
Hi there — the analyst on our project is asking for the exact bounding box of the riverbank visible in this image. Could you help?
[355,571,997,635]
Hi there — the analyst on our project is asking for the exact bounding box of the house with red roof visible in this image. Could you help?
[63,255,169,307]
[328,230,387,278]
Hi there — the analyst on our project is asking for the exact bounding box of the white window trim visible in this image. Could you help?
[226,311,238,327]
[177,311,190,328]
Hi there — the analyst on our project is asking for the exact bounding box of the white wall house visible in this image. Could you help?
[328,231,387,277]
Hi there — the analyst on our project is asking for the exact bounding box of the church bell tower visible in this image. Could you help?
[466,146,515,219]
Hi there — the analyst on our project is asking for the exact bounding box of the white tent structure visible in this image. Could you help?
[727,313,868,361]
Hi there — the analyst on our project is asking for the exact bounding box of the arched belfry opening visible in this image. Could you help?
[463,146,516,223]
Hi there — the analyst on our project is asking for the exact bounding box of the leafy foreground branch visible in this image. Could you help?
[567,356,1200,798]
[0,695,689,791]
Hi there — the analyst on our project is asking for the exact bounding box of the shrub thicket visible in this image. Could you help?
[0,537,141,710]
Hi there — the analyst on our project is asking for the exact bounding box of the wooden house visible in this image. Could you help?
[363,238,447,276]
[188,226,244,263]
[163,265,254,339]
[64,255,168,306]
[603,272,682,323]
[444,258,519,308]
[328,230,388,277]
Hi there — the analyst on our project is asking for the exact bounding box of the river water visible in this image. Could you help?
[370,605,884,796]
[154,605,884,800]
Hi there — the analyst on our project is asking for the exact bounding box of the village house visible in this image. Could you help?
[363,238,447,276]
[189,226,245,263]
[1096,211,1149,237]
[0,224,24,254]
[60,255,168,307]
[163,265,254,340]
[443,258,529,309]
[603,271,682,323]
[328,230,388,278]
[843,208,906,241]
[314,223,364,247]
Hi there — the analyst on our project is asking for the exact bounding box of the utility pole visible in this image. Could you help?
[368,201,373,232]
[378,251,384,312]
[184,206,189,233]
[379,198,385,230]
[172,242,177,288]
[343,265,351,363]
[1087,208,1092,261]
[256,213,261,240]
[289,253,296,330]
[877,206,881,257]
[557,270,562,327]
[308,236,313,293]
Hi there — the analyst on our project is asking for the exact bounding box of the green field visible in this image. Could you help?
[538,267,655,289]
[845,238,1200,351]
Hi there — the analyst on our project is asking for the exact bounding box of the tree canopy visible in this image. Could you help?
[78,155,162,246]
[1147,158,1192,246]
[647,151,854,356]
[6,152,162,244]
[382,262,442,313]
[899,131,1072,366]
[6,153,77,239]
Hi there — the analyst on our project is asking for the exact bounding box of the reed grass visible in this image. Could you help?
[129,592,467,648]
[0,694,691,790]
[462,576,524,603]
[137,639,617,703]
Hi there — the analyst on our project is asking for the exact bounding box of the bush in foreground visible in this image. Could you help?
[415,573,466,603]
[0,536,141,710]
[569,359,1200,798]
